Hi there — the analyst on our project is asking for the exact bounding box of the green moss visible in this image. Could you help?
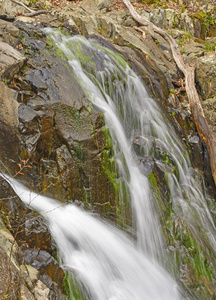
[173,219,214,279]
[149,172,158,189]
[45,36,66,60]
[100,126,130,227]
[74,143,85,161]
[194,12,216,26]
[203,41,216,51]
[161,152,172,165]
[63,272,85,300]
[92,42,131,69]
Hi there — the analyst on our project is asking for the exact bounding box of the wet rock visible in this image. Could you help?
[18,104,41,155]
[21,248,65,290]
[22,212,53,252]
[148,161,171,225]
[133,136,155,157]
[133,136,176,166]
[0,41,26,80]
[0,22,111,205]
[138,156,155,176]
[21,248,66,298]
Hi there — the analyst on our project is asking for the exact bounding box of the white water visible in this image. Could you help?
[5,175,179,300]
[46,30,163,259]
[4,29,216,299]
[45,29,216,258]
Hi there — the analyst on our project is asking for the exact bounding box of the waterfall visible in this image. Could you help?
[45,29,216,257]
[5,175,180,299]
[46,30,164,259]
[5,28,216,298]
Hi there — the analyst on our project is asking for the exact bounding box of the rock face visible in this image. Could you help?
[0,82,19,128]
[0,178,68,299]
[0,19,19,47]
[0,21,116,213]
[0,217,20,299]
[177,0,215,12]
[0,41,26,80]
[196,54,216,100]
[81,0,114,10]
[0,1,216,299]
[0,214,66,300]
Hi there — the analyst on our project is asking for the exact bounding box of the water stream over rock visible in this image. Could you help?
[4,29,216,299]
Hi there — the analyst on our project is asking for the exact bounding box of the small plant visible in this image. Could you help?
[181,6,186,13]
[203,41,216,52]
[178,36,184,46]
[169,89,175,95]
[87,102,93,114]
[173,20,178,27]
[169,30,173,36]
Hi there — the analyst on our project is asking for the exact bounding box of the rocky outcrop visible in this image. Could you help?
[0,177,68,299]
[0,214,67,300]
[0,0,216,299]
[177,0,215,12]
[0,20,116,213]
[81,0,114,10]
[0,217,20,299]
[0,41,26,80]
[0,0,27,17]
[196,54,216,100]
[195,53,216,135]
[0,19,19,47]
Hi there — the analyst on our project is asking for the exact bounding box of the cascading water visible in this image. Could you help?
[5,28,216,299]
[45,29,216,258]
[46,30,164,259]
[4,175,180,300]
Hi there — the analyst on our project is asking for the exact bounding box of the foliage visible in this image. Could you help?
[63,273,85,300]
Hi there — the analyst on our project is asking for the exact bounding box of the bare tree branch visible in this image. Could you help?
[123,0,216,185]
[11,0,50,17]
[24,10,50,17]
[12,0,35,13]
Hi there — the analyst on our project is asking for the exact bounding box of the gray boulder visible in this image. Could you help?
[0,41,26,80]
[196,53,216,100]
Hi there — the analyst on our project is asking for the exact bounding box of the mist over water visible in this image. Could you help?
[5,29,216,299]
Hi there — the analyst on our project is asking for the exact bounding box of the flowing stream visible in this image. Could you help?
[5,175,179,300]
[5,29,216,299]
